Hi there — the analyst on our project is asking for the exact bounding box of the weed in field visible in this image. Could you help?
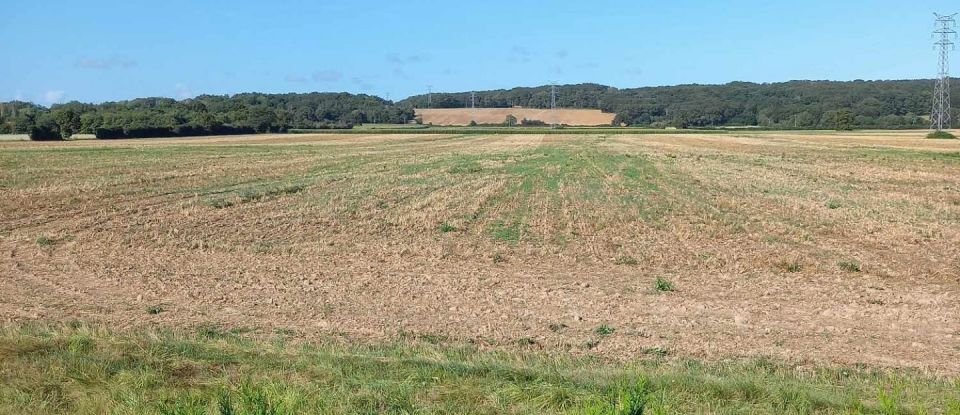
[839,261,862,273]
[208,198,235,209]
[252,241,273,254]
[416,333,449,345]
[580,379,649,415]
[198,324,227,339]
[274,328,296,337]
[321,303,334,318]
[208,184,305,209]
[876,386,903,415]
[439,222,456,233]
[777,261,803,273]
[827,200,842,209]
[146,305,164,315]
[654,277,674,293]
[643,347,669,358]
[35,235,55,247]
[490,221,522,242]
[448,160,483,174]
[549,323,569,332]
[595,325,616,336]
[584,339,602,349]
[514,337,537,346]
[615,255,639,266]
[492,253,507,264]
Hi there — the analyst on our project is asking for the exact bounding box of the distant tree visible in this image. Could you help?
[504,114,518,126]
[468,120,477,127]
[831,110,854,131]
[52,108,81,138]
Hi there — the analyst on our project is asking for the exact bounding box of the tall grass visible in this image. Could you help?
[0,323,957,414]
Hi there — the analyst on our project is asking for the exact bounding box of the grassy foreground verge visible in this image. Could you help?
[0,324,957,414]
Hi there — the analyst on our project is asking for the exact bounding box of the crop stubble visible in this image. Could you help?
[0,131,958,374]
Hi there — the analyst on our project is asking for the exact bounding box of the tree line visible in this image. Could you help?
[401,80,945,129]
[0,79,950,140]
[0,93,414,140]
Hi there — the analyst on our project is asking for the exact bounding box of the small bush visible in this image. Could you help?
[654,277,674,292]
[520,118,547,127]
[826,201,842,209]
[926,131,957,139]
[146,305,164,315]
[492,253,506,263]
[439,223,456,233]
[35,236,55,246]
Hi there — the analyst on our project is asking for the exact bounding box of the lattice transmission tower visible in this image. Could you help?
[550,83,558,127]
[932,13,957,132]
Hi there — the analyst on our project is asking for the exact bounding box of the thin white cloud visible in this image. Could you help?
[175,83,193,99]
[284,74,309,83]
[392,67,409,80]
[387,54,428,65]
[351,77,374,91]
[508,46,533,63]
[312,70,343,82]
[43,90,65,104]
[75,56,137,70]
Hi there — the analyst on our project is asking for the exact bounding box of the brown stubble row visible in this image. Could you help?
[0,131,959,374]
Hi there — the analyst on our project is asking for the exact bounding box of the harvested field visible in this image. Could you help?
[417,107,616,126]
[1,130,959,376]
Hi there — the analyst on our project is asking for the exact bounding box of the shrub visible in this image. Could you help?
[29,125,62,141]
[927,131,957,139]
[520,118,547,127]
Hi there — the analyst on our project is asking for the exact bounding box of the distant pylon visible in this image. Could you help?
[932,13,957,132]
[550,83,558,127]
[427,85,432,108]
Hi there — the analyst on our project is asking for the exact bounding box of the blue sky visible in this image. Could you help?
[1,0,957,105]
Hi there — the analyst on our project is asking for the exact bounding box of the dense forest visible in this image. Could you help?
[401,80,942,129]
[0,93,414,139]
[0,79,950,139]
